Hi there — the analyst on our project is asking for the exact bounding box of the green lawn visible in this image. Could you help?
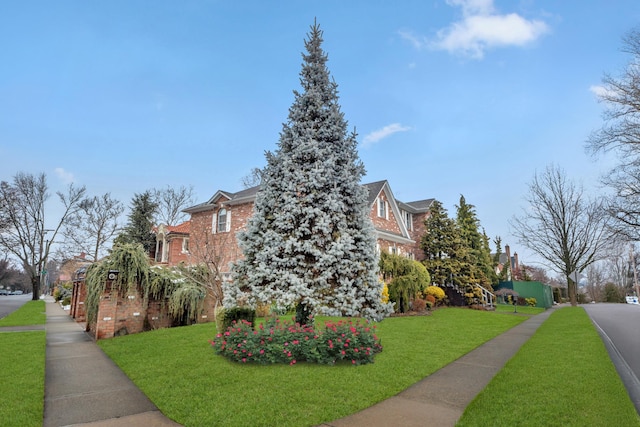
[0,331,46,427]
[457,307,640,426]
[99,308,528,427]
[0,300,46,427]
[0,300,46,326]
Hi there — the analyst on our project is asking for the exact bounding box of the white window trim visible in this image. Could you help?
[181,237,189,254]
[404,211,413,231]
[214,208,231,233]
[377,197,388,219]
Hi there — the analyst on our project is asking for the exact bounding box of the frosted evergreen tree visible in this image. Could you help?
[226,22,392,321]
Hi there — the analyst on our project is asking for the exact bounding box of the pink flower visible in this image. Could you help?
[260,349,265,355]
[242,358,246,363]
[352,360,356,364]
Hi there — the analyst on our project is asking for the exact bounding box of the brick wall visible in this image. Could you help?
[188,201,253,272]
[70,280,87,322]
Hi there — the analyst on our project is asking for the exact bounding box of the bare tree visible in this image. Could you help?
[0,257,27,292]
[585,263,606,302]
[153,185,195,226]
[587,28,640,239]
[177,224,240,321]
[0,172,85,300]
[510,165,611,306]
[62,193,124,262]
[240,167,263,189]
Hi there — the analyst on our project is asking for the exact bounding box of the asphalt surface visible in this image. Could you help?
[584,302,640,414]
[0,293,32,318]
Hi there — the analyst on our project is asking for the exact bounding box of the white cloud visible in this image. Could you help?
[589,85,616,100]
[399,30,425,50]
[362,123,412,148]
[403,0,549,59]
[54,167,75,184]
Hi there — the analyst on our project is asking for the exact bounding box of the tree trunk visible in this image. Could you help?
[31,275,40,301]
[567,276,577,306]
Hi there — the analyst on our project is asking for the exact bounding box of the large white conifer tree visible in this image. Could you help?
[226,23,391,321]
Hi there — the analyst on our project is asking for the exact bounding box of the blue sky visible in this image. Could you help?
[1,0,639,267]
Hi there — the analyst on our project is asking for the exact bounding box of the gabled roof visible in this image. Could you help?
[399,198,435,214]
[155,221,190,235]
[183,186,261,213]
[167,221,190,234]
[364,180,386,207]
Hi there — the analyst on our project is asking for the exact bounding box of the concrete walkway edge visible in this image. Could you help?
[43,297,181,427]
[321,307,555,427]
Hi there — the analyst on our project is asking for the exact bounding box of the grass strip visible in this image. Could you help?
[0,331,46,427]
[457,307,640,426]
[99,308,527,427]
[0,300,46,326]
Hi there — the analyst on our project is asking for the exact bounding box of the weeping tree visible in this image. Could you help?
[379,251,430,313]
[85,243,205,327]
[227,22,392,322]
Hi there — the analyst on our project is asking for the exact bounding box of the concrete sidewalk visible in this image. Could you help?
[321,307,555,427]
[43,297,181,427]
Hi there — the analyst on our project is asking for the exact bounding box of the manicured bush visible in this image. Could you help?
[211,318,382,365]
[222,307,256,330]
[412,298,427,312]
[425,294,436,305]
[525,297,537,307]
[425,285,445,302]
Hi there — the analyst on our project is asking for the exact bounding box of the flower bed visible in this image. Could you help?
[210,318,382,365]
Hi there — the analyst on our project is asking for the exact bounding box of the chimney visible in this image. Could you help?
[514,252,520,280]
[505,245,512,281]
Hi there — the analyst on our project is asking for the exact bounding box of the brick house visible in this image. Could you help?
[153,221,191,265]
[182,180,434,274]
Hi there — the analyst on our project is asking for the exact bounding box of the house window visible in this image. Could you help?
[377,198,387,219]
[182,238,189,253]
[217,209,228,233]
[404,211,413,231]
[390,245,397,255]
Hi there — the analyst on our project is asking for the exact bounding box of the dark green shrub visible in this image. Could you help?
[295,302,313,326]
[222,307,256,330]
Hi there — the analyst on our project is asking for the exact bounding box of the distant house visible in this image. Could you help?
[179,180,434,275]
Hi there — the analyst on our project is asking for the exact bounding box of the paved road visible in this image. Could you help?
[0,293,32,319]
[584,303,640,413]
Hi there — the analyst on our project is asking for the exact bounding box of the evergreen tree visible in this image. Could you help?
[455,195,495,288]
[115,191,158,254]
[227,23,392,321]
[421,200,464,286]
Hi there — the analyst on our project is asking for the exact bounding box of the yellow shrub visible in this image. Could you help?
[425,285,445,301]
[381,282,390,304]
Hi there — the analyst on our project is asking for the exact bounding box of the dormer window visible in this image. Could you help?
[377,197,388,219]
